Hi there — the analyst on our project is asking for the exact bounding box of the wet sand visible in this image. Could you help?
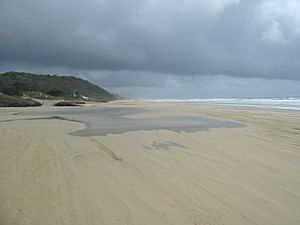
[0,101,300,225]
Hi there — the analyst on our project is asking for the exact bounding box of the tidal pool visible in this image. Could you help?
[20,107,244,136]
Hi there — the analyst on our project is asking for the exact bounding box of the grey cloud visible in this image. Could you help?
[106,74,300,99]
[1,0,300,80]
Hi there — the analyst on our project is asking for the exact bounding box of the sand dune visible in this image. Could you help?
[0,102,299,225]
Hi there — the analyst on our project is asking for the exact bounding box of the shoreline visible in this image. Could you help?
[142,97,300,111]
[0,101,299,225]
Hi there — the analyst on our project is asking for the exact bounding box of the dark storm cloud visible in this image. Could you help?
[0,0,300,79]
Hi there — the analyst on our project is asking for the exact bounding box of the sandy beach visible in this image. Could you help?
[0,101,300,225]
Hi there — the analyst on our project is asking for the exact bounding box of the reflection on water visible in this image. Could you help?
[22,107,244,136]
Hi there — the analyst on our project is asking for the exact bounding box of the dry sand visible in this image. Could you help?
[0,101,300,225]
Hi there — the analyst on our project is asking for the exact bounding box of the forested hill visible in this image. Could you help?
[0,71,116,101]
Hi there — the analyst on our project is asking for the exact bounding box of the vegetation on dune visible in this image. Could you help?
[54,101,86,107]
[23,91,63,100]
[0,71,117,101]
[0,93,42,107]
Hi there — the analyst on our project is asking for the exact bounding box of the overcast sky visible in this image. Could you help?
[0,0,300,98]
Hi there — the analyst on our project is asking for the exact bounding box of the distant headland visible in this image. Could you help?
[0,71,119,107]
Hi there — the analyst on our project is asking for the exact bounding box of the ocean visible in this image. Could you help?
[150,97,300,111]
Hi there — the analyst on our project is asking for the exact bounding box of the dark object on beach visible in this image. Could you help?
[54,101,85,107]
[97,100,109,103]
[0,93,42,107]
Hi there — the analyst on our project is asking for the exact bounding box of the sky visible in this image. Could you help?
[0,0,300,98]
